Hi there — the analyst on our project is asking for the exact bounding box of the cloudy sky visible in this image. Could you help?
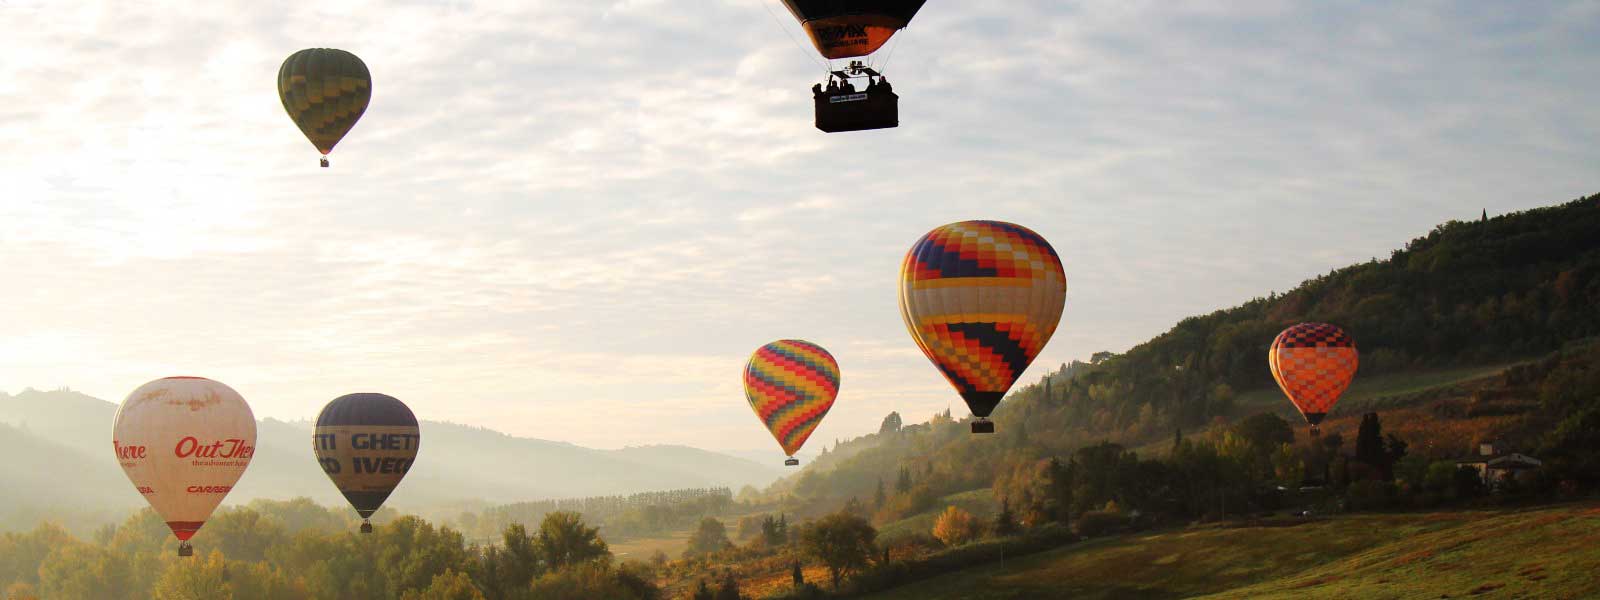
[1,1,1596,454]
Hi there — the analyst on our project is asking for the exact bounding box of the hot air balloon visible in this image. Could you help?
[278,48,371,167]
[744,340,841,466]
[1269,323,1358,436]
[112,377,256,556]
[782,0,927,132]
[313,393,420,533]
[899,221,1066,433]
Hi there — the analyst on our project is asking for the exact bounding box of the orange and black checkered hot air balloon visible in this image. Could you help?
[744,340,841,466]
[278,48,371,168]
[899,221,1067,434]
[1269,323,1359,436]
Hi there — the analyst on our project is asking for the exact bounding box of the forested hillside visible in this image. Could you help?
[763,194,1600,520]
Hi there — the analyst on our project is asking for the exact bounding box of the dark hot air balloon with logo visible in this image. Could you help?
[782,0,927,132]
[278,48,371,167]
[1269,323,1358,436]
[744,340,841,466]
[313,393,420,533]
[898,221,1067,433]
[113,377,257,556]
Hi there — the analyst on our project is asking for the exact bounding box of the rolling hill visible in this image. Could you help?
[0,387,783,533]
[756,194,1600,513]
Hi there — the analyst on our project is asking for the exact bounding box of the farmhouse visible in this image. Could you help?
[1458,442,1542,489]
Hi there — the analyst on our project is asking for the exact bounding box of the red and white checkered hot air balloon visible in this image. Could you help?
[1269,323,1359,436]
[112,377,256,556]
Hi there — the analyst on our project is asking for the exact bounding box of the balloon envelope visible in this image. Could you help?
[112,377,256,552]
[1269,322,1358,428]
[744,340,840,461]
[313,393,420,528]
[278,48,371,159]
[898,221,1066,424]
[781,0,927,59]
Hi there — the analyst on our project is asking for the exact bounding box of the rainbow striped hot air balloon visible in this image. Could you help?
[743,340,841,466]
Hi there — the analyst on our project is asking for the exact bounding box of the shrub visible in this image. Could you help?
[1345,480,1398,511]
[931,506,983,547]
[1072,510,1125,538]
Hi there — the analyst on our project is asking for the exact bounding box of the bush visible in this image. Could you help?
[759,582,826,600]
[1345,480,1398,511]
[931,506,983,547]
[1073,510,1125,538]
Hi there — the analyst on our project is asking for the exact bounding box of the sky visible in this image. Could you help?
[1,1,1597,454]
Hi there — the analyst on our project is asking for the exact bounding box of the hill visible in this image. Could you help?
[0,387,782,533]
[860,502,1600,599]
[756,194,1600,517]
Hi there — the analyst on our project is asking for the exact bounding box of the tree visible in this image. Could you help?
[1355,413,1386,468]
[1321,432,1346,483]
[691,580,714,600]
[932,506,983,547]
[499,523,542,590]
[4,582,38,600]
[895,467,913,494]
[800,512,877,590]
[759,514,788,548]
[1354,413,1406,481]
[685,517,730,557]
[1273,443,1305,484]
[538,512,609,569]
[1453,466,1487,499]
[993,499,1019,537]
[843,496,867,518]
[872,479,886,509]
[151,550,229,600]
[714,571,742,600]
[399,570,484,600]
[1233,412,1293,451]
[526,563,655,600]
[37,544,132,600]
[878,412,902,435]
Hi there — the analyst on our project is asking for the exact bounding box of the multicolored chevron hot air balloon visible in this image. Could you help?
[278,48,371,168]
[744,340,841,466]
[1269,322,1358,436]
[899,221,1066,433]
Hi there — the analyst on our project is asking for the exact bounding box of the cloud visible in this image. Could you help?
[1,1,1597,450]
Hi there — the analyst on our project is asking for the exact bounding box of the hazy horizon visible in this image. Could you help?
[3,1,1597,452]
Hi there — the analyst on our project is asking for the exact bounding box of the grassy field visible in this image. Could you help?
[860,501,1600,600]
[610,529,692,560]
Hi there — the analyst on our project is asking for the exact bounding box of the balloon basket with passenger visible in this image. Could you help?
[785,456,800,466]
[813,61,898,133]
